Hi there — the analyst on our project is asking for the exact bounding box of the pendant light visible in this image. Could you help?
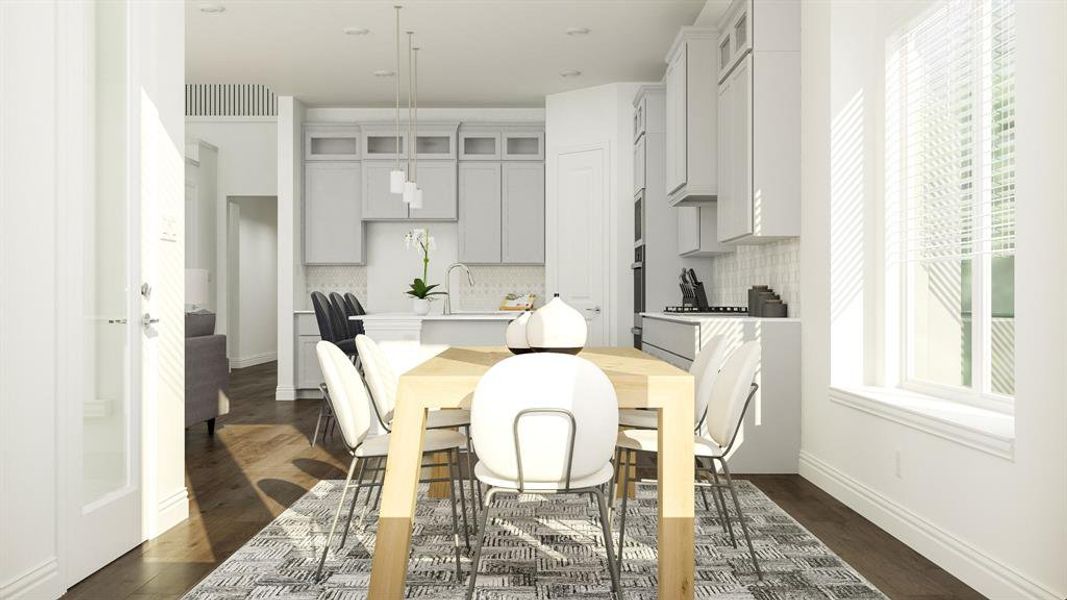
[402,30,417,204]
[410,45,423,210]
[389,5,404,194]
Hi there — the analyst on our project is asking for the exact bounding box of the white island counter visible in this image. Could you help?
[350,312,518,346]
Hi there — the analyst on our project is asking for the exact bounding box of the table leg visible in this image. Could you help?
[368,385,427,599]
[657,378,695,600]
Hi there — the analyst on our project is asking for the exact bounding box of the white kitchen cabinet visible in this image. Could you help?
[678,203,730,257]
[304,162,364,264]
[633,135,646,195]
[295,313,324,390]
[715,0,800,243]
[664,27,719,206]
[502,128,544,161]
[305,124,360,161]
[458,162,502,263]
[459,128,501,160]
[362,161,457,221]
[502,162,545,264]
[409,161,457,220]
[362,122,458,160]
[641,313,801,473]
[361,162,409,220]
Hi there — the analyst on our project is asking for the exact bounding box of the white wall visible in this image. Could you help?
[185,144,218,310]
[231,197,278,367]
[185,119,277,338]
[545,83,639,345]
[798,3,1067,600]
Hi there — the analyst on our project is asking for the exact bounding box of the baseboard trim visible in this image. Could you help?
[151,487,189,538]
[0,558,61,599]
[799,450,1063,600]
[229,352,277,369]
[275,386,296,402]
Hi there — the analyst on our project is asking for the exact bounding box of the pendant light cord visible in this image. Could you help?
[407,31,414,179]
[413,46,419,184]
[394,6,401,171]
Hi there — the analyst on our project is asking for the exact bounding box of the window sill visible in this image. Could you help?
[829,386,1015,460]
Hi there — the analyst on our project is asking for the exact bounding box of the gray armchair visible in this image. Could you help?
[185,311,230,434]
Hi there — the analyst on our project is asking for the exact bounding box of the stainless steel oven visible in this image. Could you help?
[631,245,644,348]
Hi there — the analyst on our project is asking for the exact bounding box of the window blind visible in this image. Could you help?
[887,0,1015,264]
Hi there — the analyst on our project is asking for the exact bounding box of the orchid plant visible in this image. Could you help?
[403,228,445,300]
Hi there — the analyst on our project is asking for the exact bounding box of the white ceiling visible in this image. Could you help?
[185,1,714,107]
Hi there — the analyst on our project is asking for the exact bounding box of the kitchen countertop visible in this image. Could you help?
[641,311,801,324]
[348,312,518,321]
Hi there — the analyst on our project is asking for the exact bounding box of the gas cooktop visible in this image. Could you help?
[663,306,748,314]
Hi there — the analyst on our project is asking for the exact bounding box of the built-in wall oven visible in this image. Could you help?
[631,245,645,348]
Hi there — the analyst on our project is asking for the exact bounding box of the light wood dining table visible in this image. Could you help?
[367,346,696,599]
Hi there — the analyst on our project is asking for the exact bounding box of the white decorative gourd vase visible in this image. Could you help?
[505,311,533,354]
[525,294,587,354]
[412,298,431,315]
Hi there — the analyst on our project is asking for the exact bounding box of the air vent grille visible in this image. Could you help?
[185,84,277,117]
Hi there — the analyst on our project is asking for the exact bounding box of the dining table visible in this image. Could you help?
[367,345,696,599]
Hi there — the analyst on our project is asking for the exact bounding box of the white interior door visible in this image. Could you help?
[64,0,144,584]
[552,146,609,345]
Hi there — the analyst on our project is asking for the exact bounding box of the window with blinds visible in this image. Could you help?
[885,0,1015,401]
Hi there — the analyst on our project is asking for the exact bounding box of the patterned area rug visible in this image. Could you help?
[183,480,885,599]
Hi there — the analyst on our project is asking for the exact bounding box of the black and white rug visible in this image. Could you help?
[183,480,885,599]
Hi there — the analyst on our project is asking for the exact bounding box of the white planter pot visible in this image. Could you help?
[412,298,431,315]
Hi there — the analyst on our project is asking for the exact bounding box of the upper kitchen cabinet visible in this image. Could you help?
[458,162,502,263]
[362,161,457,221]
[305,124,360,161]
[304,162,364,264]
[459,127,501,160]
[502,128,544,161]
[362,122,459,160]
[664,27,719,207]
[716,0,800,243]
[678,204,731,257]
[502,162,545,263]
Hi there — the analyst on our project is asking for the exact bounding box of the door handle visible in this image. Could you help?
[107,318,128,324]
[142,313,160,329]
[584,306,602,315]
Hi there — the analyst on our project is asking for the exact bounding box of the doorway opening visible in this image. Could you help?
[226,196,279,370]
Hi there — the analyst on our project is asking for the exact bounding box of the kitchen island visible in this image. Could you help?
[293,310,519,396]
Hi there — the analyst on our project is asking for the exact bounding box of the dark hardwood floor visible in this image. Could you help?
[64,361,984,599]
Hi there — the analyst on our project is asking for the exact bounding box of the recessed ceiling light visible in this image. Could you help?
[565,27,591,36]
[559,69,582,78]
[198,3,225,14]
[373,70,396,77]
[344,27,371,36]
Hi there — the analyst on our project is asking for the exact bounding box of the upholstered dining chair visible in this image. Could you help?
[355,334,477,539]
[466,353,622,599]
[313,341,470,582]
[343,292,366,336]
[614,341,763,579]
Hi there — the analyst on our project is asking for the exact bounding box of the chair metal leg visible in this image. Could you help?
[718,458,762,580]
[451,449,471,550]
[311,401,327,447]
[339,457,369,548]
[464,426,480,526]
[706,459,736,547]
[616,449,633,577]
[446,450,463,581]
[371,456,385,510]
[315,455,358,582]
[591,488,623,599]
[356,456,382,530]
[465,488,498,599]
[609,447,622,511]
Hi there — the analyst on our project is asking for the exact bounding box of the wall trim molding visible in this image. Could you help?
[0,558,61,599]
[275,385,297,402]
[150,486,189,539]
[799,450,1063,600]
[229,351,277,370]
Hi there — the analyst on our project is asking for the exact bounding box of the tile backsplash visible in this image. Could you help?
[706,239,800,317]
[303,265,544,313]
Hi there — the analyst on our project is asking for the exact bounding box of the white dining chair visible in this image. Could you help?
[613,335,730,513]
[314,341,470,582]
[466,353,622,599]
[614,340,763,580]
[355,334,479,534]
